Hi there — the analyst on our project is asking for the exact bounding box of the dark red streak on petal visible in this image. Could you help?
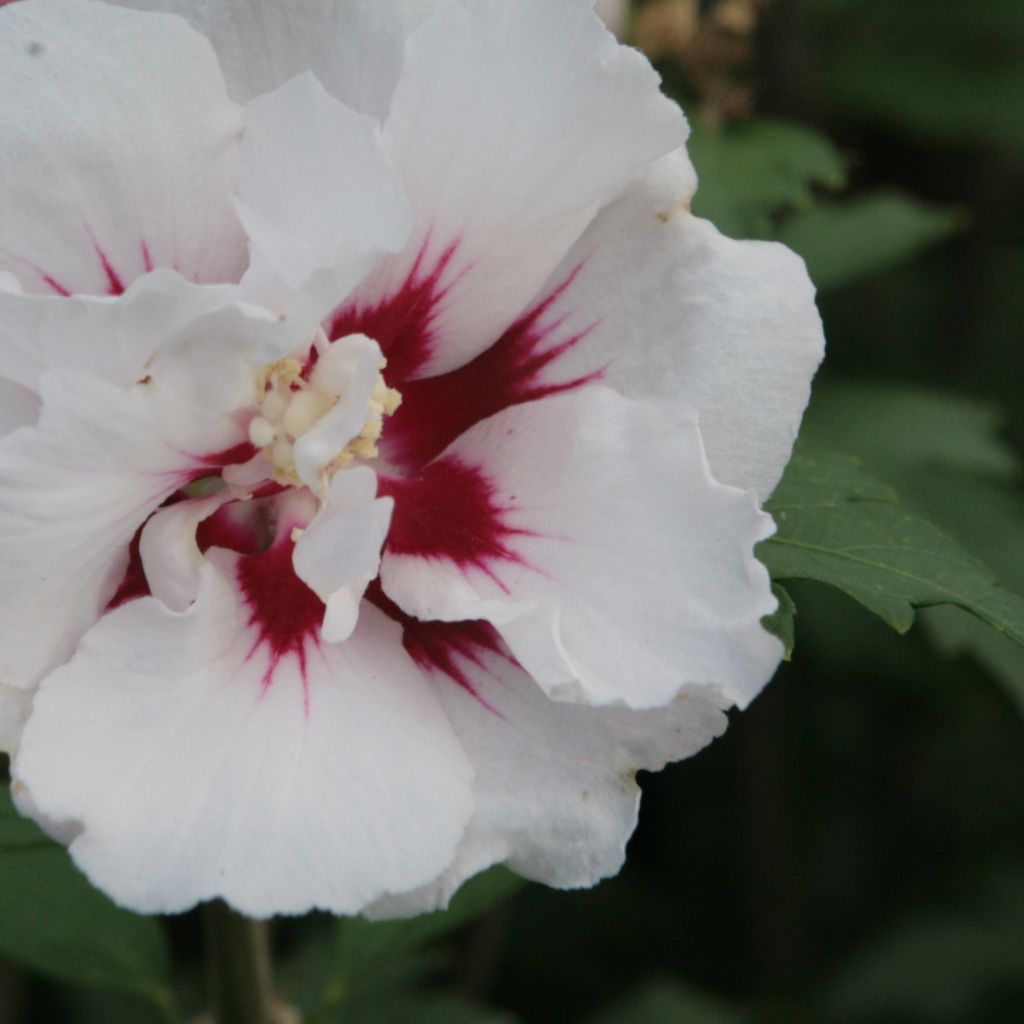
[379,456,533,586]
[382,264,603,472]
[367,582,504,712]
[236,537,324,700]
[194,441,259,472]
[95,245,125,296]
[3,249,71,296]
[329,237,461,385]
[40,272,71,297]
[140,241,154,274]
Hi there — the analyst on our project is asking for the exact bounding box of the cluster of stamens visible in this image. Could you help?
[248,346,402,487]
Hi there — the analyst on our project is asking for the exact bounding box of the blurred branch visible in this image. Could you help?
[633,0,772,121]
[0,961,25,1024]
[201,903,297,1024]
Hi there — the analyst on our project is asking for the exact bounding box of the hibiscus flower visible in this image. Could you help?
[0,0,824,917]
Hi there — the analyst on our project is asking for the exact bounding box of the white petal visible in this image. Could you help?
[234,73,411,332]
[14,555,474,917]
[0,377,39,437]
[0,272,23,295]
[139,493,233,612]
[0,0,246,295]
[114,0,449,117]
[366,616,727,917]
[0,301,279,691]
[142,301,283,412]
[338,0,685,381]
[0,271,247,392]
[380,388,781,710]
[509,151,825,498]
[293,467,394,643]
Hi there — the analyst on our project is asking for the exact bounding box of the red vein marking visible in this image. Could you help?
[329,236,462,386]
[95,245,125,296]
[379,456,536,589]
[367,582,504,712]
[236,535,323,709]
[382,263,603,472]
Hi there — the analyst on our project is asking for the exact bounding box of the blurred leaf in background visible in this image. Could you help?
[0,790,175,1020]
[586,980,749,1024]
[819,871,1024,1024]
[688,118,847,238]
[815,0,1024,153]
[689,119,963,292]
[777,192,965,292]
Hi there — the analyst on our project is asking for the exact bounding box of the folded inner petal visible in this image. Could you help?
[0,272,249,393]
[233,72,411,332]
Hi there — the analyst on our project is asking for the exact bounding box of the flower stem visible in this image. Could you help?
[203,901,292,1024]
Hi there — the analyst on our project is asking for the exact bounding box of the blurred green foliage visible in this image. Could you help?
[3,0,1024,1022]
[0,790,175,1020]
[687,118,848,238]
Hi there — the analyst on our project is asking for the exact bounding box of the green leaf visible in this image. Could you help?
[777,191,965,291]
[759,451,1024,646]
[801,384,1024,703]
[688,119,847,239]
[0,787,174,1015]
[586,981,747,1024]
[762,584,797,661]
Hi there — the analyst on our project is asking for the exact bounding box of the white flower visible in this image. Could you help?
[0,0,824,917]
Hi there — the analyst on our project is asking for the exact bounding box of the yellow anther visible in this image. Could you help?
[250,341,401,488]
[282,389,333,439]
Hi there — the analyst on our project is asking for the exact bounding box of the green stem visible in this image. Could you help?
[203,901,291,1024]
